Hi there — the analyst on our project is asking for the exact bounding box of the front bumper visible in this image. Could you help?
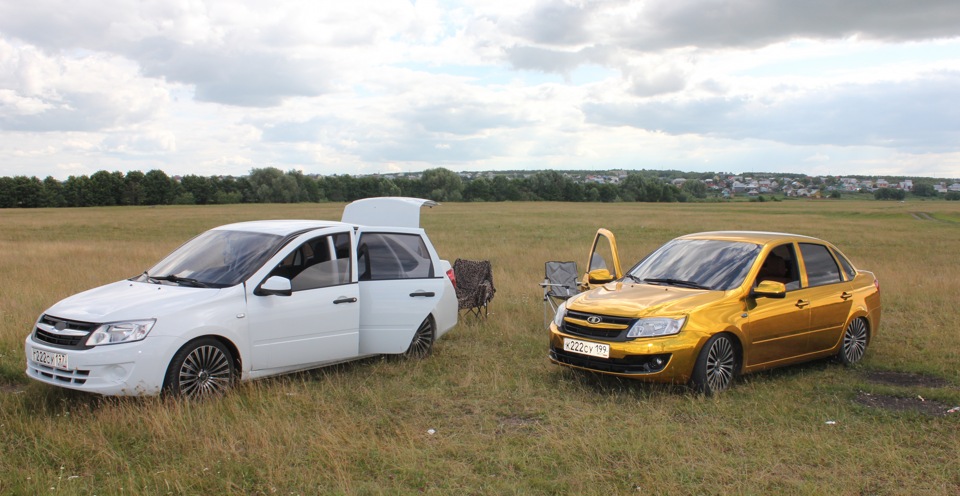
[25,335,178,396]
[548,322,701,383]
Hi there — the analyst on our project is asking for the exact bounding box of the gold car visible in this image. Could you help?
[548,230,881,394]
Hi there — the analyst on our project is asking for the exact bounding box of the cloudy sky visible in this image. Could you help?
[2,0,959,180]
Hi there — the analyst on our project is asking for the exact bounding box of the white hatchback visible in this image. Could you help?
[25,197,458,397]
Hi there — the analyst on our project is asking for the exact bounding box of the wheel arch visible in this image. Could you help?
[716,329,745,373]
[838,314,871,366]
[214,334,243,372]
[414,312,438,344]
[699,327,746,374]
[162,334,243,389]
[690,330,742,395]
[401,313,436,359]
[844,310,874,346]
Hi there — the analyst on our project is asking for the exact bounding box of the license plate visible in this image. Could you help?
[31,347,69,370]
[563,338,610,359]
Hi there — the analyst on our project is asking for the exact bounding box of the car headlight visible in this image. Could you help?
[553,302,567,328]
[626,317,685,338]
[85,320,156,346]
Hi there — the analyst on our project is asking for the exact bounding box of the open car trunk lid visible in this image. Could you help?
[341,197,438,228]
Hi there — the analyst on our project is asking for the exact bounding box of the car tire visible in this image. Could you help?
[164,338,235,399]
[690,333,738,396]
[402,316,435,359]
[838,317,868,366]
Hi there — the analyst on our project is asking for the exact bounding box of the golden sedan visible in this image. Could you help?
[548,230,881,395]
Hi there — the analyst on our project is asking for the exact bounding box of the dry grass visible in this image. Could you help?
[1,200,958,494]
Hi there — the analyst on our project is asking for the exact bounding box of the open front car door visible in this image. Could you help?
[583,228,623,289]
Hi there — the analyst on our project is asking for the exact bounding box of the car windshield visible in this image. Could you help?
[627,239,761,291]
[136,229,284,288]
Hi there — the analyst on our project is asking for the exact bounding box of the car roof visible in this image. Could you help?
[212,220,348,236]
[677,231,824,245]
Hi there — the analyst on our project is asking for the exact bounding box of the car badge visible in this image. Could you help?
[55,321,67,331]
[586,316,602,324]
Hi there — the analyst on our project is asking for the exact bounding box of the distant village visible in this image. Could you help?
[377,170,960,199]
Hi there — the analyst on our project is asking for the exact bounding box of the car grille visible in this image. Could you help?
[550,347,671,375]
[33,315,98,349]
[27,361,90,385]
[562,310,635,342]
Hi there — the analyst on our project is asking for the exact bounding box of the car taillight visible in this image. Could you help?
[446,268,457,288]
[874,278,880,292]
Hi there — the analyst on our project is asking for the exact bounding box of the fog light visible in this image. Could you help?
[105,365,128,381]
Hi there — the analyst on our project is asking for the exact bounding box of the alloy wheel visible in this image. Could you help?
[706,336,736,393]
[842,318,868,364]
[178,344,233,398]
[404,318,434,359]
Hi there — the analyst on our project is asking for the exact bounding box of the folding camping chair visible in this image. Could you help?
[453,258,495,319]
[540,261,580,328]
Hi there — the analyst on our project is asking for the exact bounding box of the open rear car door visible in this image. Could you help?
[583,228,623,289]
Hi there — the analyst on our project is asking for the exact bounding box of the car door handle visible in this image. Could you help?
[840,291,853,300]
[795,299,810,308]
[333,297,358,304]
[409,291,435,297]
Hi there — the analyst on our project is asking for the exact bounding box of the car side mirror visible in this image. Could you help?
[256,276,292,296]
[587,268,614,284]
[752,280,786,299]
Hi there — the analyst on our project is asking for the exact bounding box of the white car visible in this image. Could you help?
[25,197,458,397]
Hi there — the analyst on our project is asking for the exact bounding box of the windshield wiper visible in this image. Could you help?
[625,273,643,283]
[145,273,210,288]
[642,278,711,290]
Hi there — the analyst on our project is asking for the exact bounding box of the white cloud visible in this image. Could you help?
[0,38,168,131]
[0,0,959,180]
[804,153,831,163]
[584,71,960,152]
[101,130,177,154]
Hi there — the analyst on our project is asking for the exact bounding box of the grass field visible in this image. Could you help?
[1,200,958,494]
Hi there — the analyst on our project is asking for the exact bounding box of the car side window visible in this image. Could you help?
[357,233,434,281]
[589,237,616,273]
[799,243,842,287]
[756,243,801,291]
[832,247,857,280]
[272,232,352,291]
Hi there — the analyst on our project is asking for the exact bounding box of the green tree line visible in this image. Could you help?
[0,168,710,208]
[3,167,953,208]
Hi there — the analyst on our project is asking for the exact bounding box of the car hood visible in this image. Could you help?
[567,281,727,318]
[44,280,226,323]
